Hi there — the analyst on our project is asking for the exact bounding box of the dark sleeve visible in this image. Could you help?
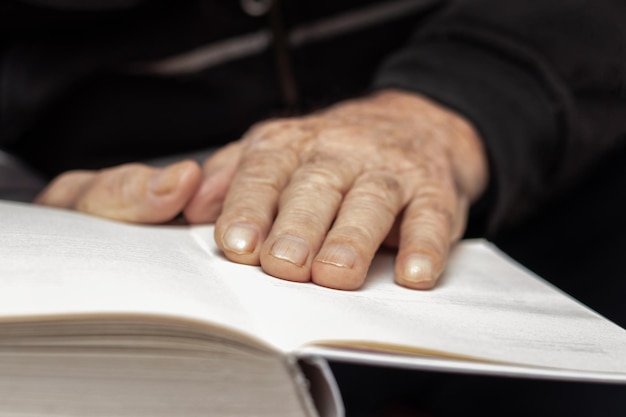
[373,0,626,235]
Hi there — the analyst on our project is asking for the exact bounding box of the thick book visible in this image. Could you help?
[1,199,626,417]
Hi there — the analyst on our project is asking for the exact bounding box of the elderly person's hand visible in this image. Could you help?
[36,90,488,290]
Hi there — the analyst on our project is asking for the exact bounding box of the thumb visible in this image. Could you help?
[37,161,201,224]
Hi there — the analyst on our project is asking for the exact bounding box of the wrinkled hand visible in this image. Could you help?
[36,90,488,290]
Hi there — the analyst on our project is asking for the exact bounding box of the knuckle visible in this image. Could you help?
[245,117,311,150]
[245,119,282,139]
[302,151,343,166]
[297,152,357,191]
[412,178,457,208]
[275,182,344,234]
[345,194,397,227]
[409,162,450,186]
[250,117,292,133]
[203,142,241,170]
[403,196,457,255]
[284,204,325,223]
[240,148,297,171]
[331,223,378,247]
[292,166,347,194]
[409,202,455,233]
[229,207,272,226]
[432,204,455,228]
[352,172,404,207]
[236,150,298,190]
[407,235,448,265]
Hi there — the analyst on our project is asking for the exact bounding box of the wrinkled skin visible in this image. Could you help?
[36,90,488,290]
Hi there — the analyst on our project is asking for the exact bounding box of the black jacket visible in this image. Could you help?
[1,0,625,325]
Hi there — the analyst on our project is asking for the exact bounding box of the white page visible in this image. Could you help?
[191,225,626,375]
[2,200,626,378]
[0,201,261,342]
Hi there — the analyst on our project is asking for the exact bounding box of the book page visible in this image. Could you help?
[3,200,626,378]
[190,225,626,376]
[0,200,261,343]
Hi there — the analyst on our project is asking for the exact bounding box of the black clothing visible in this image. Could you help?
[0,0,439,173]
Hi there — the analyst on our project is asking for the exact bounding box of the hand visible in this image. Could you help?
[33,141,244,223]
[36,90,488,290]
[35,160,203,224]
[209,90,488,290]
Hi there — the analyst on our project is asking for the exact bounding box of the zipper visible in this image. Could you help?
[266,0,300,114]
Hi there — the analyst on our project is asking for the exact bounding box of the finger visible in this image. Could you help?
[385,192,469,249]
[35,170,97,208]
[43,161,201,223]
[214,148,299,265]
[382,216,401,248]
[394,179,458,290]
[184,142,244,223]
[259,153,357,283]
[311,172,406,290]
[450,195,469,243]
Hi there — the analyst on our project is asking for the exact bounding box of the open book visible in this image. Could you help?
[1,199,626,417]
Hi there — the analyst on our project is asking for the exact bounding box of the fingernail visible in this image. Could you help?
[270,235,309,267]
[150,165,183,195]
[317,245,357,269]
[223,223,258,254]
[403,255,433,283]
